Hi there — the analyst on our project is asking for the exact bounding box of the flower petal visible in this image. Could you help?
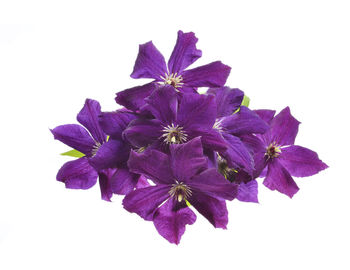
[51,124,94,156]
[240,134,268,178]
[189,168,238,200]
[153,198,196,245]
[190,129,228,152]
[99,110,136,140]
[122,185,170,221]
[145,85,178,124]
[270,107,300,146]
[89,140,130,171]
[168,30,202,74]
[221,106,269,136]
[254,109,276,124]
[188,192,228,229]
[207,87,244,118]
[130,41,167,80]
[169,137,207,181]
[279,145,328,177]
[182,61,231,88]
[177,92,216,131]
[115,83,157,112]
[127,149,173,185]
[263,159,299,198]
[98,168,116,202]
[110,167,140,195]
[221,133,254,175]
[77,99,106,144]
[237,180,259,203]
[56,158,98,189]
[123,118,163,148]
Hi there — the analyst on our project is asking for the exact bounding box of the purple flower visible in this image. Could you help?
[243,107,328,198]
[115,30,231,111]
[208,86,269,176]
[51,99,141,200]
[123,137,237,244]
[124,85,228,153]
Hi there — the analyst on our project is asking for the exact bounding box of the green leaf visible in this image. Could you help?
[61,149,85,158]
[241,95,250,107]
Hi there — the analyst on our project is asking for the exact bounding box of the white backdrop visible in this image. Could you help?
[1,1,349,269]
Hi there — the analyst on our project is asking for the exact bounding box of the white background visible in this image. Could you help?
[1,1,349,269]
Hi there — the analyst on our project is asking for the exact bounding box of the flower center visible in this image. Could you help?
[217,155,237,182]
[161,124,188,144]
[160,72,184,89]
[169,181,192,202]
[265,142,282,159]
[91,141,102,157]
[213,118,223,131]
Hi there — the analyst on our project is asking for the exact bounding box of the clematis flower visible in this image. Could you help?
[123,85,228,153]
[51,99,142,201]
[241,107,328,198]
[115,30,231,111]
[208,86,269,175]
[51,99,114,200]
[123,137,237,244]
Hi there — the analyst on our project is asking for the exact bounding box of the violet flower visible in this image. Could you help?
[123,85,228,153]
[51,99,143,201]
[123,137,237,244]
[208,86,269,175]
[243,107,328,198]
[115,30,231,111]
[51,99,114,200]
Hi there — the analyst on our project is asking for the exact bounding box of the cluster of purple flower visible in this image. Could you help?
[51,31,328,244]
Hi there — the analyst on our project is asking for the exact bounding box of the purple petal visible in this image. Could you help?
[122,185,170,221]
[263,159,299,198]
[123,118,162,148]
[189,168,238,200]
[237,180,259,203]
[110,168,140,195]
[240,134,269,178]
[89,140,130,171]
[221,106,269,136]
[127,149,173,185]
[177,93,216,131]
[188,192,228,229]
[153,198,196,245]
[182,61,231,88]
[190,129,228,152]
[51,124,94,156]
[207,87,244,118]
[270,107,300,146]
[254,109,276,124]
[99,111,136,140]
[77,99,106,144]
[115,83,157,112]
[130,41,167,80]
[56,158,98,189]
[279,145,328,177]
[168,30,202,74]
[169,137,207,181]
[221,133,254,176]
[145,85,178,124]
[98,169,116,202]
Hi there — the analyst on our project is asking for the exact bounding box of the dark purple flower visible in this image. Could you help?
[242,107,328,198]
[208,87,269,176]
[115,30,231,111]
[123,137,237,244]
[51,99,139,200]
[124,85,228,153]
